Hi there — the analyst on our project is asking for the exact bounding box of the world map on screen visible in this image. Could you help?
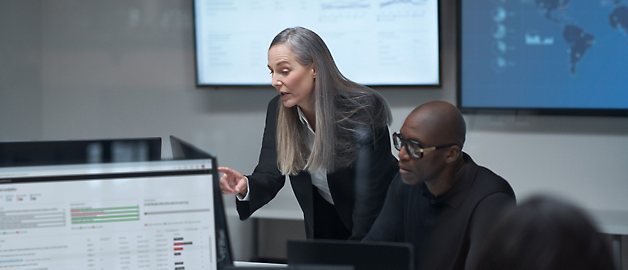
[535,0,628,75]
[460,0,628,110]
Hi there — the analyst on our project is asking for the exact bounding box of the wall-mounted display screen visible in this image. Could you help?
[194,0,440,86]
[458,0,628,116]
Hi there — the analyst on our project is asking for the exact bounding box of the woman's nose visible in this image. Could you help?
[271,74,282,88]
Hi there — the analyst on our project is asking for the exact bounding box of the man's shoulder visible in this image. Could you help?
[472,164,516,200]
[463,153,513,193]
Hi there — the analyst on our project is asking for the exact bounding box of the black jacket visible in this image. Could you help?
[364,153,516,269]
[236,95,399,240]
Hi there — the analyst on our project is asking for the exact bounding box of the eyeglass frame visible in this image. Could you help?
[392,132,457,159]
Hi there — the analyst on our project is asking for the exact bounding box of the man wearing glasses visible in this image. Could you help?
[363,101,515,270]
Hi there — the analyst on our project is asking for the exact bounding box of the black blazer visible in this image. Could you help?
[236,95,399,240]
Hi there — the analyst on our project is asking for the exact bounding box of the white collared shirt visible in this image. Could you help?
[296,106,334,205]
[238,107,334,205]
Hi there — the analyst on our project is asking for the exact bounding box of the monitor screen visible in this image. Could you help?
[457,0,628,116]
[0,159,232,269]
[194,0,440,86]
[0,137,162,167]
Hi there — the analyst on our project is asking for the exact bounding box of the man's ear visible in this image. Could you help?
[445,145,461,164]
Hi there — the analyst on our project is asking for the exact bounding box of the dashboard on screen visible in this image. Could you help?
[194,0,440,86]
[0,160,228,269]
[457,0,628,116]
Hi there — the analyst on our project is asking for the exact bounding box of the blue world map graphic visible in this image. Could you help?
[535,0,628,75]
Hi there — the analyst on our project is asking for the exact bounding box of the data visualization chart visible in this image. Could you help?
[71,206,140,224]
[0,172,216,270]
[194,0,440,86]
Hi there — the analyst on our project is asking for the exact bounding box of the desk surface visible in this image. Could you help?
[588,209,628,235]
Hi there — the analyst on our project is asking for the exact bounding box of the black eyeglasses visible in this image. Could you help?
[392,132,457,159]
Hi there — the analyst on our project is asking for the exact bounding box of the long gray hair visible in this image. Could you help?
[271,27,392,176]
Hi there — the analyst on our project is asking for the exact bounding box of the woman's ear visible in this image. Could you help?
[311,64,316,78]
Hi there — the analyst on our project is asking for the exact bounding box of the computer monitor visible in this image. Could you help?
[0,137,162,167]
[170,135,214,160]
[0,156,233,269]
[287,240,414,270]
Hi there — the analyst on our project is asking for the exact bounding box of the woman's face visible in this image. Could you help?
[267,44,316,111]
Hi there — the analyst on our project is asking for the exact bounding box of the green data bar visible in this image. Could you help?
[71,206,140,225]
[76,206,139,212]
[73,218,140,224]
[72,214,140,221]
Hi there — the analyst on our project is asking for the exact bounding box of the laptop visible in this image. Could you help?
[287,240,415,270]
[224,265,353,270]
[0,155,233,269]
[0,137,162,167]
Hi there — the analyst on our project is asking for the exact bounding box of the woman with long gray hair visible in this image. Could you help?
[218,27,398,240]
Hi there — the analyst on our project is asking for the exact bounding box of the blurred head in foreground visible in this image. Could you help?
[474,195,615,270]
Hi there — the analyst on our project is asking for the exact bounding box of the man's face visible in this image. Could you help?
[396,113,448,185]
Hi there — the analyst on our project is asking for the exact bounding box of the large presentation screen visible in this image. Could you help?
[194,0,440,86]
[458,0,628,115]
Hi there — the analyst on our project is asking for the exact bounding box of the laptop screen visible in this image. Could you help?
[288,239,414,270]
[0,158,230,270]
